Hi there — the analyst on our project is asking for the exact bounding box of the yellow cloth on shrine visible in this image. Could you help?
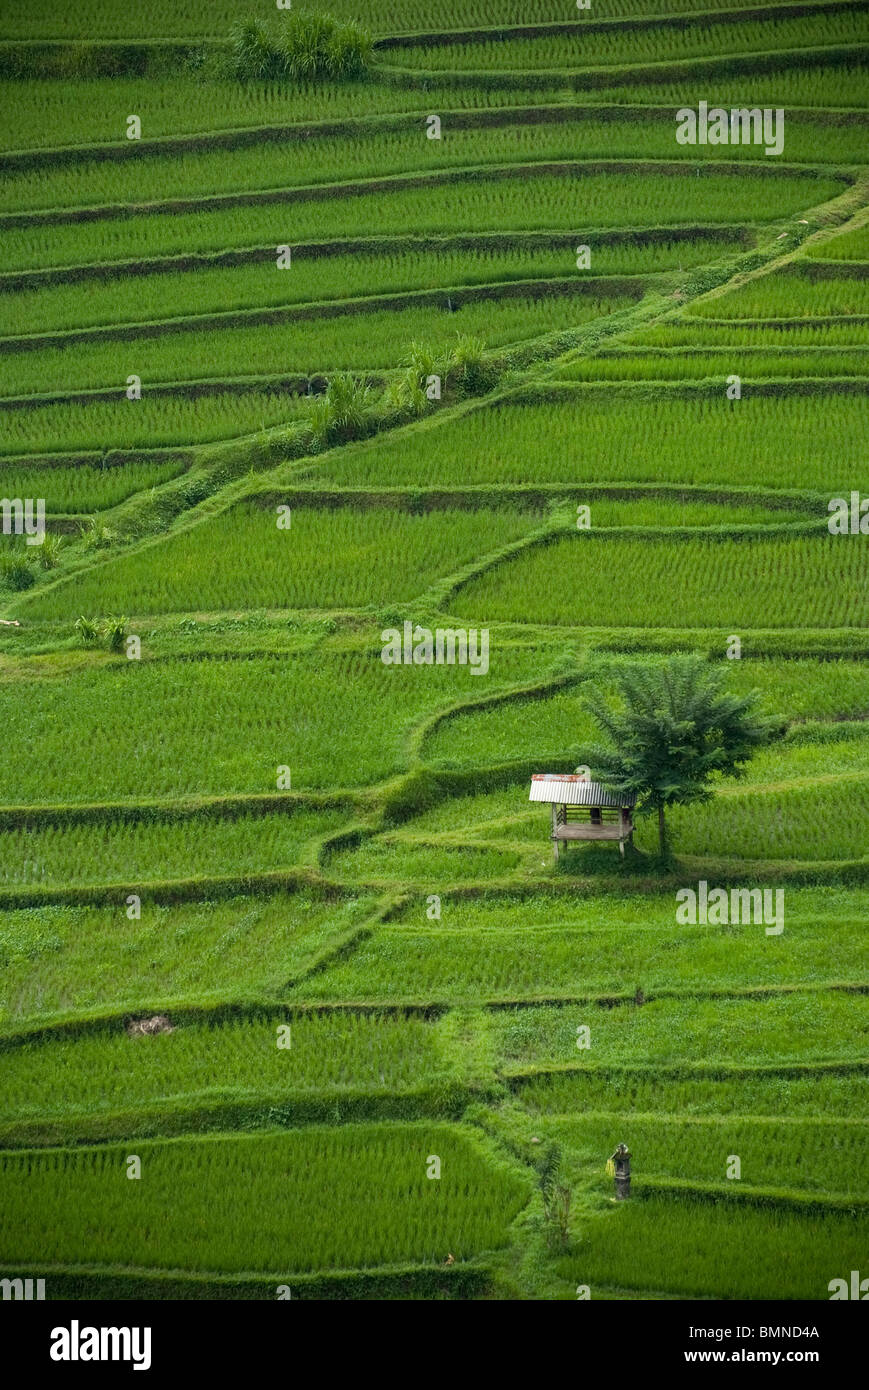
[605,1159,615,1177]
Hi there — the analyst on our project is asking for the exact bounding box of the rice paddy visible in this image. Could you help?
[0,0,865,1310]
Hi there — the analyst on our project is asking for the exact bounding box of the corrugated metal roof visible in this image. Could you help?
[529,774,635,808]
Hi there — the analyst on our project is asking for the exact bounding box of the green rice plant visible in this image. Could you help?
[691,267,869,320]
[556,349,869,383]
[0,892,377,1026]
[3,169,841,274]
[0,1124,529,1272]
[0,1012,460,1124]
[581,60,869,111]
[809,222,869,263]
[316,391,867,492]
[0,234,742,340]
[631,775,869,862]
[0,393,310,458]
[29,503,538,618]
[0,647,545,803]
[302,909,865,1004]
[0,807,345,888]
[386,11,867,73]
[327,836,521,883]
[492,987,869,1070]
[0,0,798,43]
[554,1197,867,1300]
[3,111,813,215]
[0,456,189,510]
[0,289,634,397]
[424,660,869,769]
[521,1070,868,1122]
[0,77,572,152]
[453,533,868,631]
[630,320,869,347]
[545,1114,868,1195]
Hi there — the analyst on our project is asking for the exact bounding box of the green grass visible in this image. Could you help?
[3,169,843,273]
[556,1197,868,1300]
[319,391,867,491]
[0,1124,529,1273]
[453,533,868,630]
[0,234,735,339]
[0,807,345,888]
[24,503,540,617]
[0,1012,459,1121]
[0,892,377,1027]
[0,288,636,395]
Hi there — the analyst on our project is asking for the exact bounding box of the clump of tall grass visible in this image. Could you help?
[74,614,127,652]
[227,13,372,85]
[0,550,36,591]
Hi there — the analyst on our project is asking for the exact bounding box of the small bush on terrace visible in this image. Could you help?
[0,550,36,592]
[306,372,375,449]
[228,14,373,84]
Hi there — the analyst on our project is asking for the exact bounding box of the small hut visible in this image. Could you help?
[529,773,635,860]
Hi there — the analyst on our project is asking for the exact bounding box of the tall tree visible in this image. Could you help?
[585,654,782,860]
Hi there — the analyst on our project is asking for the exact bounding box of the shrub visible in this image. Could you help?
[227,19,284,83]
[74,616,101,645]
[228,12,372,85]
[448,334,498,396]
[307,372,374,449]
[79,516,116,552]
[102,616,128,654]
[37,534,64,570]
[0,552,36,591]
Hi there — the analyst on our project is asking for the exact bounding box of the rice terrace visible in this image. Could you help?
[0,0,867,1315]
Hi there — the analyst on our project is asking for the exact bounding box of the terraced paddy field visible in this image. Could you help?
[0,0,866,1310]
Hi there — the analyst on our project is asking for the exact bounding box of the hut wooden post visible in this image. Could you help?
[551,803,559,862]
